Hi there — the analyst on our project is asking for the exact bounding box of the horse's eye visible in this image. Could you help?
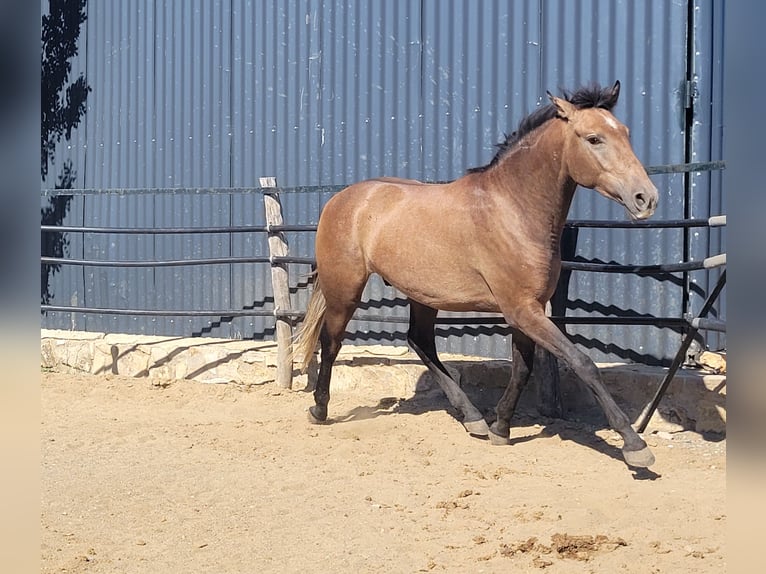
[586,135,602,146]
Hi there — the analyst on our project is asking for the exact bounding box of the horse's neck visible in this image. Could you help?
[487,123,577,248]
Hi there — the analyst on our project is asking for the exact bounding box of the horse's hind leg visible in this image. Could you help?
[407,301,489,437]
[505,304,655,468]
[308,302,356,424]
[489,330,535,445]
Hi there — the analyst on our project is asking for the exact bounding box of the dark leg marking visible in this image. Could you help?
[489,330,535,445]
[408,301,489,437]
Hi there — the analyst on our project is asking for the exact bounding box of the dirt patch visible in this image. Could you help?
[498,532,628,567]
[41,369,725,573]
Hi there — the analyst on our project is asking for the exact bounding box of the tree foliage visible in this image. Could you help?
[41,0,90,181]
[41,0,90,306]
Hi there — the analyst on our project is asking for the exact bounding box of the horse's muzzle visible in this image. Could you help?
[628,186,658,220]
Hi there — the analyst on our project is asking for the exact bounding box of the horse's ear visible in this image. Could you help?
[548,92,576,120]
[609,80,621,104]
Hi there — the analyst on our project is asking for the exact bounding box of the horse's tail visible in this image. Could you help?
[292,278,326,373]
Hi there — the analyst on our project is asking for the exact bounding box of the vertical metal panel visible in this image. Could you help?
[153,0,231,188]
[539,0,692,363]
[149,192,232,336]
[41,193,87,330]
[687,0,726,351]
[229,191,273,340]
[77,0,232,189]
[41,0,82,331]
[82,193,156,335]
[84,1,153,187]
[42,0,724,364]
[231,0,423,187]
[421,0,541,180]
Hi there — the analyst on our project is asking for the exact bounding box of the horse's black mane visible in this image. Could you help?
[467,83,619,174]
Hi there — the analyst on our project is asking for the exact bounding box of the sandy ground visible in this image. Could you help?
[41,368,725,573]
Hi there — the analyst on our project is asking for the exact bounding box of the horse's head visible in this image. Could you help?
[549,81,658,220]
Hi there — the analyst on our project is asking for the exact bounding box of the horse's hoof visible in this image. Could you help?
[488,422,511,446]
[463,418,490,437]
[622,446,655,468]
[307,406,328,425]
[489,432,511,446]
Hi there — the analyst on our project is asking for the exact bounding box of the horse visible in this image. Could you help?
[293,81,659,468]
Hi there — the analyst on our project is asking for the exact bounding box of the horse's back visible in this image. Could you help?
[318,177,458,242]
[315,176,504,311]
[316,177,420,251]
[318,177,430,228]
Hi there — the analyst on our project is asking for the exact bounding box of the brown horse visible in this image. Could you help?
[294,81,659,468]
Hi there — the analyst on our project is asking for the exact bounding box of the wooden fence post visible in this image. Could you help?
[261,178,294,389]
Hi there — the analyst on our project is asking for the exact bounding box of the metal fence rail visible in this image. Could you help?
[40,161,726,325]
[41,161,726,387]
[39,214,725,318]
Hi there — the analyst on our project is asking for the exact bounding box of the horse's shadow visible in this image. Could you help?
[310,369,660,481]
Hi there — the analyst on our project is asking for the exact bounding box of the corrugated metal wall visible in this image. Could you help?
[42,0,725,363]
[686,0,726,352]
[540,0,692,364]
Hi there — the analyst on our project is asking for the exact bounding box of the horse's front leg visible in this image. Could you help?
[504,305,655,468]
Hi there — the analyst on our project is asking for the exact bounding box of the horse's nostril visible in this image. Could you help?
[635,193,646,208]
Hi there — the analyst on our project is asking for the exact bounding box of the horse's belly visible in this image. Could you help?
[378,271,500,313]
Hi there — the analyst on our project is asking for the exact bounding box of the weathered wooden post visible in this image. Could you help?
[261,177,294,389]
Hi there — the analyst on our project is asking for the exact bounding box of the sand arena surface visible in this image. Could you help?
[42,369,725,573]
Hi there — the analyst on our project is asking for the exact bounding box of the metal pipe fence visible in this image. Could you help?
[40,161,726,329]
